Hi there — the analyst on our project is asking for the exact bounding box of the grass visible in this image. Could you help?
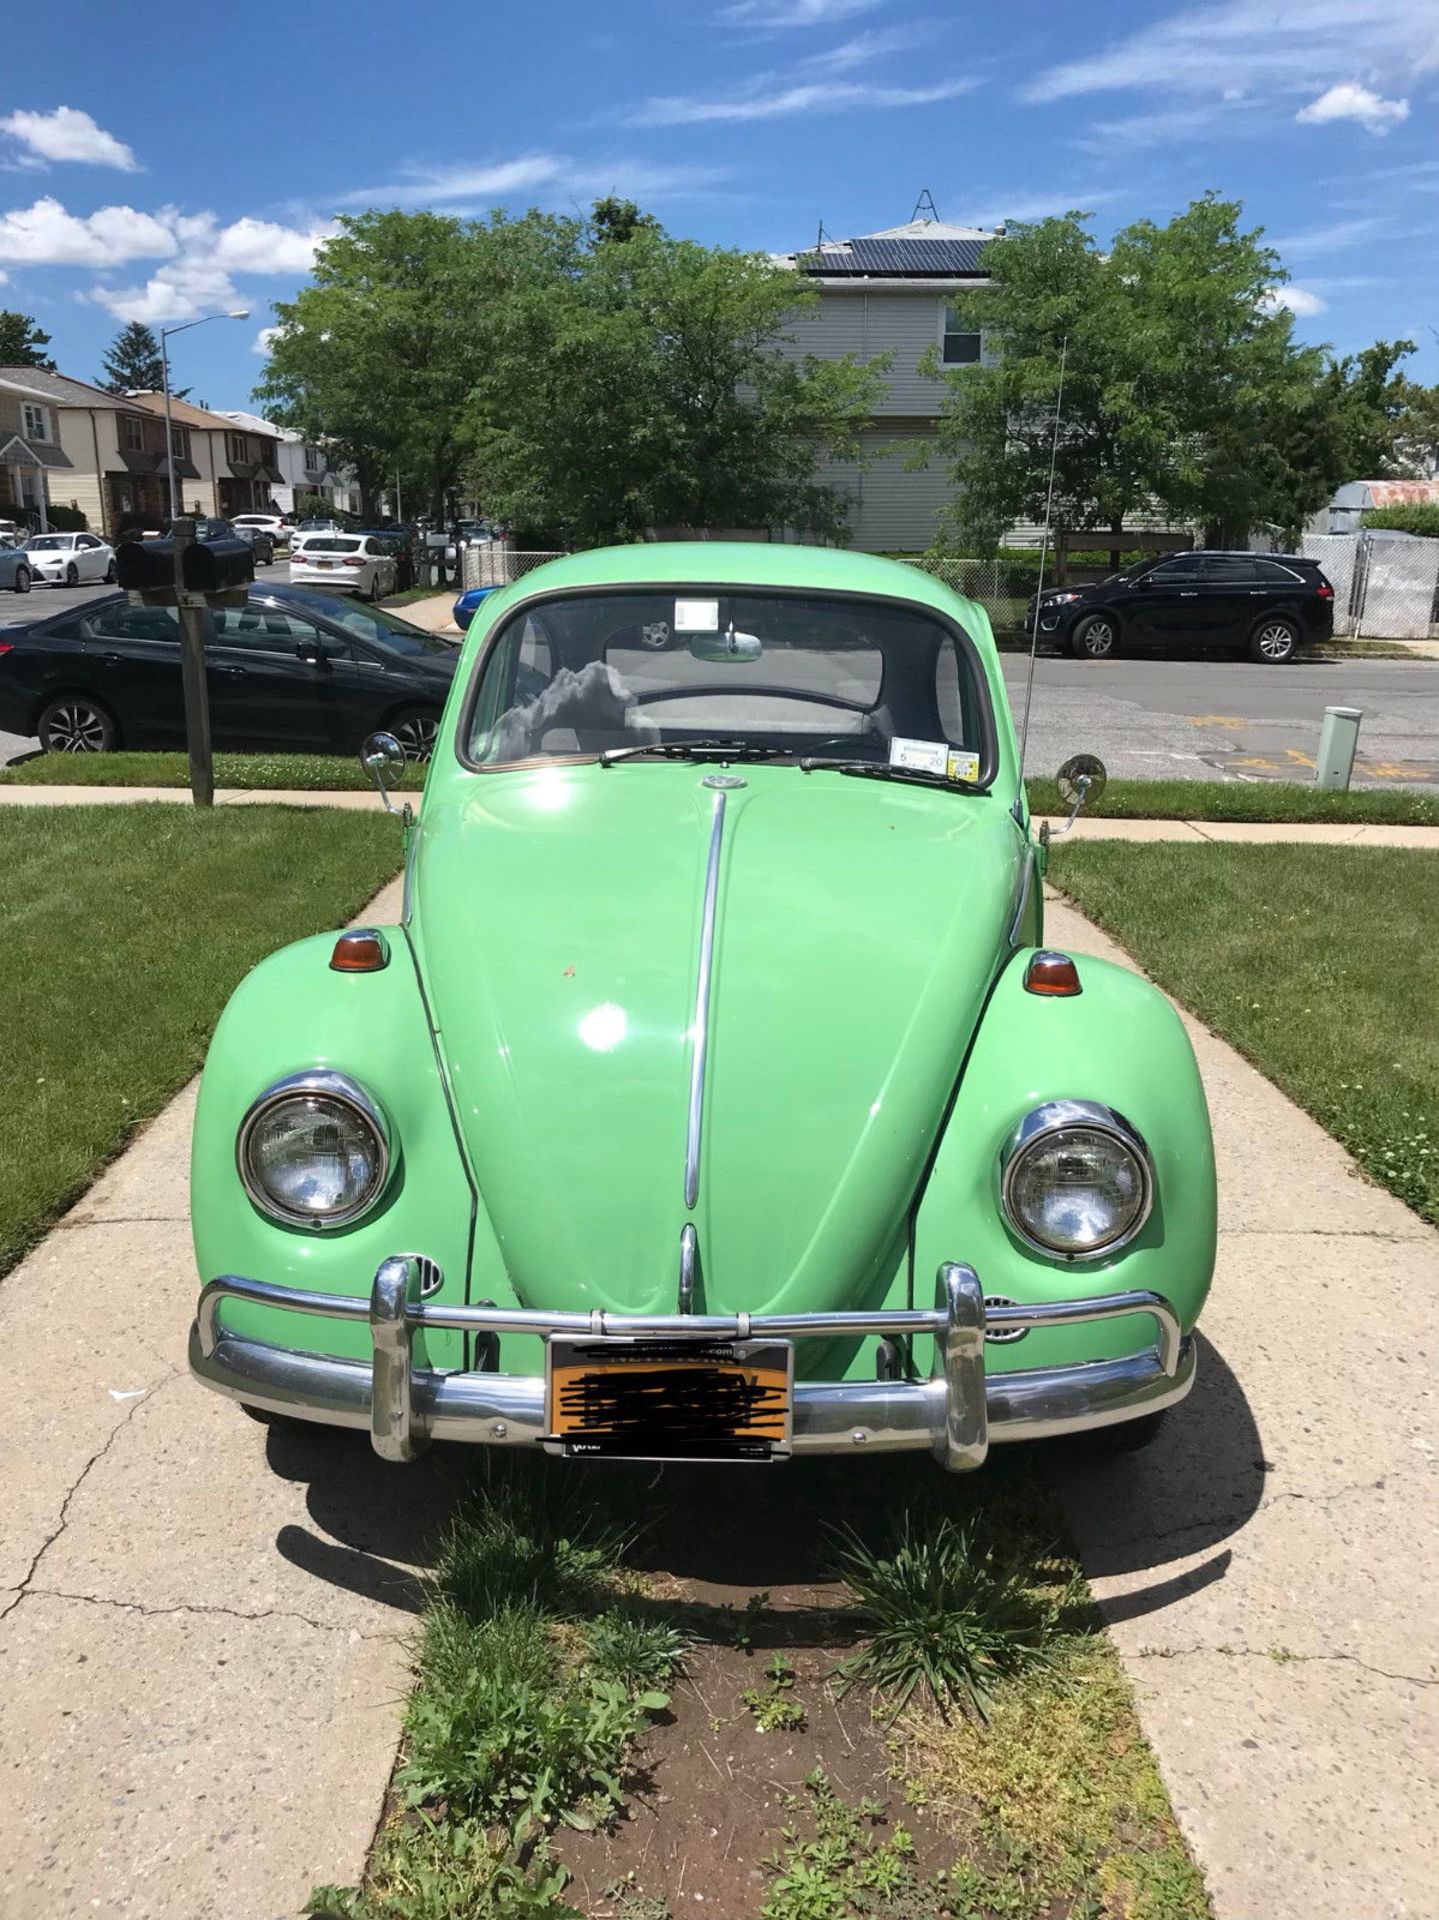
[0,805,402,1275]
[0,750,425,790]
[5,755,1437,825]
[318,1455,1207,1920]
[1051,842,1439,1224]
[1026,776,1439,824]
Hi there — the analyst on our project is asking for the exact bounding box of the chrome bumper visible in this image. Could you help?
[190,1259,1192,1471]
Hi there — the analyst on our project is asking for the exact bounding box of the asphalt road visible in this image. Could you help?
[1,575,1435,786]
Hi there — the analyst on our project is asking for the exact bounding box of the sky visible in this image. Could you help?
[1,0,1436,409]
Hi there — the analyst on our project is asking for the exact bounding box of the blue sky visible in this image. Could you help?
[2,0,1435,408]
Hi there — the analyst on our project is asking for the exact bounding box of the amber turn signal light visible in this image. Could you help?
[1024,950,1081,996]
[330,929,389,973]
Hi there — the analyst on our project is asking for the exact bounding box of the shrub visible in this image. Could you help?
[1362,504,1439,538]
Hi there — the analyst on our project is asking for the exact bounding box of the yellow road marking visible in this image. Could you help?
[1188,715,1249,730]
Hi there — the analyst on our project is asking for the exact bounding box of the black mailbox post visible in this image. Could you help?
[116,519,256,806]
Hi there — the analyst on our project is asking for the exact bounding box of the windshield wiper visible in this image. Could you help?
[797,757,989,795]
[599,738,795,766]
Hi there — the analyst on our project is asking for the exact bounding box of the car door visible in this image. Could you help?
[1193,554,1258,644]
[1127,555,1206,645]
[74,534,104,582]
[72,599,185,744]
[206,602,362,751]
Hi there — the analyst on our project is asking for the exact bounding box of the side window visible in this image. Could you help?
[1251,559,1303,585]
[934,640,967,743]
[82,603,180,644]
[212,606,346,654]
[1200,555,1260,584]
[1147,558,1204,586]
[939,306,982,365]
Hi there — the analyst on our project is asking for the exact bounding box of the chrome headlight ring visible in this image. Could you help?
[237,1069,394,1230]
[998,1099,1154,1261]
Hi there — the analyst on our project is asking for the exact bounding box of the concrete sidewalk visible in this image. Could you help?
[1048,888,1439,1920]
[0,879,456,1919]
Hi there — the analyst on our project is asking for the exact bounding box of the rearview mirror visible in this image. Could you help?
[360,730,406,815]
[688,626,762,664]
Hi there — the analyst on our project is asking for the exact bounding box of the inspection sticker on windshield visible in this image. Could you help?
[947,750,980,783]
[889,737,949,776]
[674,598,719,632]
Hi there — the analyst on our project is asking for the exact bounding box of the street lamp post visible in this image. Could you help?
[160,309,250,523]
[156,309,248,808]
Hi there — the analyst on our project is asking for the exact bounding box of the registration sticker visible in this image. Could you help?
[675,598,720,632]
[889,737,949,776]
[947,750,981,783]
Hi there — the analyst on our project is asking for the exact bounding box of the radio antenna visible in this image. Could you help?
[1018,334,1068,779]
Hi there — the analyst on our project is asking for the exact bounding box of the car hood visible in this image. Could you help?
[409,763,1019,1320]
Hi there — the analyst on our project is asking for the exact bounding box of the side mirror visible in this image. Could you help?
[361,730,407,815]
[688,626,762,664]
[1040,753,1107,847]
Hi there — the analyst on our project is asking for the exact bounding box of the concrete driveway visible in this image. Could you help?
[1,875,1435,1918]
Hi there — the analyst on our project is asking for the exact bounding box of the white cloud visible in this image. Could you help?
[79,212,333,323]
[640,74,975,124]
[1024,0,1439,109]
[252,324,281,356]
[0,196,174,265]
[0,106,138,171]
[720,0,882,24]
[88,258,242,326]
[1267,214,1393,256]
[798,25,935,73]
[1263,284,1328,316]
[964,188,1119,228]
[343,152,725,208]
[1296,81,1409,134]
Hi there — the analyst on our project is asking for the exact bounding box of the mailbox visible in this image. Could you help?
[115,533,255,600]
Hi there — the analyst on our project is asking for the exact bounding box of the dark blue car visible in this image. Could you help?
[452,585,501,632]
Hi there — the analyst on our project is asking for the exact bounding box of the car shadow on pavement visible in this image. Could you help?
[264,1420,464,1615]
[1044,1332,1265,1627]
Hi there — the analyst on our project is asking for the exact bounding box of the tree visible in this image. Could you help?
[255,210,483,521]
[467,206,884,545]
[928,196,1417,551]
[98,321,174,395]
[0,309,56,369]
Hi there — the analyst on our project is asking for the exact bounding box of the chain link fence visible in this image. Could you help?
[900,556,1040,635]
[1302,532,1439,639]
[460,544,565,589]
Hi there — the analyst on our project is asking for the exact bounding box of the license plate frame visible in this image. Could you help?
[545,1334,794,1462]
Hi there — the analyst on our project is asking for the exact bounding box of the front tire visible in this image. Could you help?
[13,565,29,594]
[1249,616,1299,665]
[37,693,119,753]
[104,561,117,584]
[1071,613,1118,660]
[65,562,79,587]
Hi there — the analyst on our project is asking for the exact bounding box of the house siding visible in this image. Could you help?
[815,420,950,552]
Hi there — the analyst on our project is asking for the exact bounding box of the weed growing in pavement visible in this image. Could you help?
[741,1652,807,1732]
[831,1512,1053,1721]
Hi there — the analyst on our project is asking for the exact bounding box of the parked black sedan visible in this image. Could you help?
[1028,550,1335,664]
[0,583,458,759]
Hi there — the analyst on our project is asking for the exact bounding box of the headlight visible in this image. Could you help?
[1000,1100,1152,1258]
[237,1070,392,1228]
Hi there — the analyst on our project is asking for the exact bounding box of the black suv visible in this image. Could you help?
[1029,551,1335,664]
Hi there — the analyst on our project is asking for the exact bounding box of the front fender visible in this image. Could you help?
[191,927,518,1370]
[913,947,1216,1374]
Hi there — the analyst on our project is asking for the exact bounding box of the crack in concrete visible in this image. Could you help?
[0,1373,177,1623]
[1132,1644,1437,1688]
[14,1585,395,1641]
[1077,1475,1410,1555]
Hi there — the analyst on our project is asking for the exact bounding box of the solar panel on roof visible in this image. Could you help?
[795,237,990,276]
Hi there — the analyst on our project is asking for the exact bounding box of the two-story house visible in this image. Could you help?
[0,370,83,531]
[772,217,997,551]
[216,411,361,516]
[126,396,285,519]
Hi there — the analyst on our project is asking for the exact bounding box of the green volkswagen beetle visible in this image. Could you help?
[189,544,1215,1470]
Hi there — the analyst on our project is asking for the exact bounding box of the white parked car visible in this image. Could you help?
[22,531,116,586]
[231,513,292,548]
[289,533,398,601]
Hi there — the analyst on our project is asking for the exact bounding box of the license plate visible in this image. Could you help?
[316,559,335,568]
[546,1336,793,1461]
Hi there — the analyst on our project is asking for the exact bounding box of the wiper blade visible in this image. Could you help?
[599,738,794,766]
[797,757,989,795]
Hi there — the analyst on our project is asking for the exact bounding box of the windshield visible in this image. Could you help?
[463,588,990,777]
[294,593,456,655]
[25,535,71,550]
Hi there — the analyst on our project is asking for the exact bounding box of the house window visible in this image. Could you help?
[171,426,190,459]
[303,445,324,473]
[21,403,50,441]
[122,414,145,451]
[226,433,249,464]
[940,307,982,366]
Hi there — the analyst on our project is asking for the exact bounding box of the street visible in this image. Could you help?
[2,573,1435,786]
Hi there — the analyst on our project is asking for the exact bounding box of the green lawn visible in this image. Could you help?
[0,751,425,791]
[0,805,402,1274]
[4,755,1437,825]
[1051,843,1439,1224]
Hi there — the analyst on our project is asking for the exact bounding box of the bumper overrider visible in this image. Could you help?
[189,1259,1193,1471]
